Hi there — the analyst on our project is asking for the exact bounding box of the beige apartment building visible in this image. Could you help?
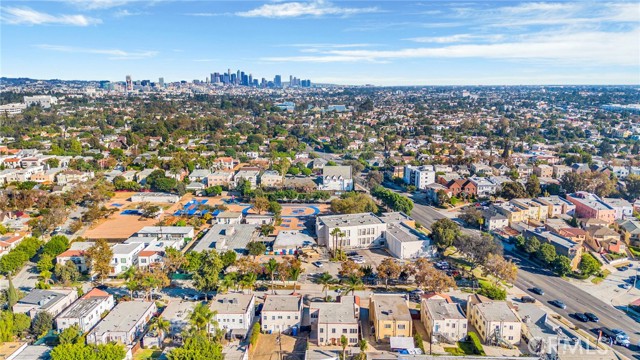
[369,294,413,342]
[467,295,521,346]
[421,298,468,343]
[206,171,234,187]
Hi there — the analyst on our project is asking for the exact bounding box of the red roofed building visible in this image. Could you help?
[137,250,163,268]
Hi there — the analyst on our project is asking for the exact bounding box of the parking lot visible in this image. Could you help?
[587,260,640,306]
[300,247,400,280]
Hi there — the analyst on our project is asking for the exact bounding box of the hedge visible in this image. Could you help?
[467,332,486,355]
[249,322,260,346]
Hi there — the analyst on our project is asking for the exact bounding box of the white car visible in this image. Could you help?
[353,258,365,264]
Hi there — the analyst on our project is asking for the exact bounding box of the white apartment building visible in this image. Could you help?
[385,222,435,259]
[86,301,156,346]
[318,166,353,192]
[467,295,521,346]
[316,213,387,250]
[403,165,436,190]
[24,95,58,108]
[469,177,499,197]
[55,288,115,333]
[206,171,234,187]
[234,168,261,189]
[421,299,468,343]
[310,296,359,346]
[56,241,94,273]
[209,293,255,333]
[110,243,144,276]
[13,289,78,319]
[261,295,303,334]
[134,226,195,244]
[260,170,283,188]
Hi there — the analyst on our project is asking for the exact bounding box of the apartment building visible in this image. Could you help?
[318,166,353,192]
[536,196,576,218]
[234,167,261,189]
[55,288,115,333]
[86,301,156,346]
[13,289,78,318]
[56,241,94,273]
[566,192,616,224]
[533,164,553,178]
[310,296,359,346]
[403,165,436,190]
[261,295,303,334]
[468,177,498,197]
[134,226,195,244]
[421,298,468,343]
[602,198,633,220]
[369,294,413,342]
[260,170,283,188]
[467,294,521,346]
[209,293,255,333]
[110,243,144,276]
[206,171,234,187]
[316,213,386,250]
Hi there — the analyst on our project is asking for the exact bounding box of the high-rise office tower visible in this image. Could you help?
[236,70,241,85]
[159,77,164,87]
[248,74,253,86]
[210,73,215,83]
[274,75,282,87]
[230,73,236,84]
[125,75,132,91]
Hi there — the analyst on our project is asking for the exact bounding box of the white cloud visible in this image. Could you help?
[236,0,379,18]
[1,7,101,26]
[262,28,640,67]
[35,44,157,60]
[65,0,133,10]
[406,34,504,43]
[114,9,144,18]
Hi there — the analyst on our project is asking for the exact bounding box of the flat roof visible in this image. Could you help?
[273,230,315,249]
[371,294,412,322]
[263,295,301,312]
[317,213,384,228]
[322,166,352,179]
[386,223,428,243]
[192,224,257,253]
[474,302,519,323]
[17,289,72,310]
[137,226,194,235]
[424,299,466,321]
[310,300,357,324]
[89,301,154,335]
[209,294,254,314]
[57,297,108,319]
[160,300,197,322]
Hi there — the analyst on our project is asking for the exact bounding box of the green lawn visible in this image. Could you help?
[590,269,611,285]
[443,346,466,355]
[134,349,162,360]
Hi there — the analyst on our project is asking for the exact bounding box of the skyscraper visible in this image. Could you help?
[125,75,132,91]
[158,77,164,87]
[274,75,282,87]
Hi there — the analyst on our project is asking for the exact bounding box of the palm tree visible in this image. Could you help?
[119,266,137,282]
[358,339,368,360]
[289,267,301,292]
[330,227,342,258]
[219,273,236,294]
[342,274,363,296]
[142,274,162,301]
[316,272,334,301]
[265,258,278,294]
[340,335,348,360]
[149,317,171,343]
[190,302,215,335]
[240,273,257,294]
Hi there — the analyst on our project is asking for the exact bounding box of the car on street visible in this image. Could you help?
[312,261,323,268]
[352,258,365,264]
[521,296,535,303]
[618,266,629,271]
[530,287,545,295]
[584,313,599,322]
[550,300,566,309]
[573,313,589,322]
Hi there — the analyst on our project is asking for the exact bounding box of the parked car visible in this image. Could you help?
[312,261,323,268]
[573,313,589,322]
[584,313,599,322]
[618,266,629,272]
[530,287,545,296]
[620,283,632,290]
[353,258,365,264]
[521,296,535,303]
[550,300,566,309]
[601,328,630,347]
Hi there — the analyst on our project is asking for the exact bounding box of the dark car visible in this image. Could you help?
[521,296,535,303]
[574,313,589,322]
[584,312,599,322]
[550,300,567,309]
[618,266,629,271]
[531,287,545,296]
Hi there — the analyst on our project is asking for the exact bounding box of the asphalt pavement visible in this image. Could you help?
[507,250,640,359]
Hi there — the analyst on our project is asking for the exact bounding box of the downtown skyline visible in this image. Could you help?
[1,0,639,86]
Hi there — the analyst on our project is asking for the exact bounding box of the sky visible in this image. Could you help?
[1,0,639,85]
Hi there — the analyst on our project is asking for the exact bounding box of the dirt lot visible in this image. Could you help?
[251,333,307,360]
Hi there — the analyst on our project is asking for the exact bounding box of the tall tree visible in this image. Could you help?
[430,219,461,250]
[525,175,541,197]
[342,274,363,296]
[376,258,401,290]
[483,253,517,284]
[7,277,18,308]
[86,239,113,285]
[414,259,455,293]
[264,258,279,294]
[251,197,270,215]
[341,335,348,360]
[192,250,223,299]
[316,272,334,301]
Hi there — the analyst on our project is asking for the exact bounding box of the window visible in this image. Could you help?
[509,325,514,330]
[398,324,406,330]
[320,338,324,343]
[451,324,456,328]
[278,316,282,319]
[320,328,324,333]
[120,258,127,263]
[384,324,391,329]
[351,338,357,343]
[272,316,275,320]
[239,319,243,324]
[508,336,513,340]
[350,329,357,333]
[342,329,347,333]
[332,328,336,333]
[295,316,299,320]
[263,316,267,320]
[287,316,291,320]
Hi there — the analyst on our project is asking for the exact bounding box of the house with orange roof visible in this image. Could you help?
[56,242,94,272]
[137,250,163,268]
[0,232,29,258]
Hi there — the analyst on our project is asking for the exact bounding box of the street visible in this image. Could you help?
[508,250,640,359]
